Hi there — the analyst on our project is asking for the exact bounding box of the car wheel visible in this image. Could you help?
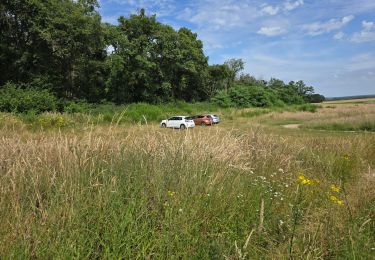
[180,124,186,129]
[161,123,166,128]
[201,122,206,126]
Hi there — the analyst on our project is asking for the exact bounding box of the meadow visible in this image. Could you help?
[0,100,374,259]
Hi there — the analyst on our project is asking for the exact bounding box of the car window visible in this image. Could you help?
[176,117,182,120]
[198,115,204,118]
[168,117,175,120]
[185,117,192,120]
[207,115,212,119]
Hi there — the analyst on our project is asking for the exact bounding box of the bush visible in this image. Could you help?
[63,100,92,114]
[276,87,305,105]
[296,104,320,113]
[0,82,57,113]
[211,91,233,108]
[125,103,164,123]
[306,94,325,103]
[18,112,72,128]
[212,85,279,108]
[36,113,71,128]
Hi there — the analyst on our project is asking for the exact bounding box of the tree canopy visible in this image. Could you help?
[0,2,324,109]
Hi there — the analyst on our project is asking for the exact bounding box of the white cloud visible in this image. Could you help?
[351,20,375,43]
[333,31,345,40]
[178,1,260,31]
[301,15,354,36]
[261,5,279,16]
[351,31,375,43]
[283,0,304,12]
[257,26,287,36]
[98,0,375,96]
[362,20,375,31]
[260,1,303,16]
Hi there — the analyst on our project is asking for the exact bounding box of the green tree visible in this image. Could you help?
[207,64,230,97]
[174,27,208,101]
[224,58,245,89]
[0,0,107,101]
[289,80,315,101]
[306,93,325,103]
[106,9,164,103]
[106,10,208,103]
[40,0,106,100]
[238,73,266,87]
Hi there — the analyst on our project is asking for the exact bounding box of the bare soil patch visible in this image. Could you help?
[283,124,301,129]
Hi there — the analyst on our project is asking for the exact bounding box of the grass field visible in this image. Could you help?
[0,101,374,259]
[323,97,375,105]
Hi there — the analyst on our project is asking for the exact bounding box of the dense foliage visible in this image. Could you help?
[0,82,57,113]
[211,79,320,108]
[0,0,324,113]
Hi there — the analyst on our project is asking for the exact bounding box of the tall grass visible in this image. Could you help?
[89,101,224,124]
[0,120,374,258]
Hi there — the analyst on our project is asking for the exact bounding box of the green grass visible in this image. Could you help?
[68,101,226,124]
[1,124,374,258]
[6,101,322,128]
[240,109,272,118]
[303,121,375,132]
[1,102,374,258]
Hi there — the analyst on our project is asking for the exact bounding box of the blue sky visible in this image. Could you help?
[99,0,375,97]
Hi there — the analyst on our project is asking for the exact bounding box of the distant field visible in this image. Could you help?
[0,103,374,259]
[252,102,375,133]
[323,97,375,104]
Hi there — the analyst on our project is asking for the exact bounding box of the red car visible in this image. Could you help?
[191,115,214,126]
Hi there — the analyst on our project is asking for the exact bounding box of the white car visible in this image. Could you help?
[160,116,195,129]
[207,114,220,124]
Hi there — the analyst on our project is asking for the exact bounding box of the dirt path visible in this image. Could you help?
[282,124,301,129]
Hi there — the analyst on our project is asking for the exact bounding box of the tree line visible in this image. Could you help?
[0,0,324,110]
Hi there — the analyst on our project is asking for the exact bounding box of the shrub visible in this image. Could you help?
[212,85,279,108]
[296,104,320,113]
[275,87,305,105]
[306,94,325,103]
[211,90,233,108]
[125,103,164,123]
[36,114,71,128]
[17,112,72,128]
[63,100,92,114]
[0,82,57,113]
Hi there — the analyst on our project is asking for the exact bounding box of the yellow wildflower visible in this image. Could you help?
[167,191,176,197]
[329,195,338,201]
[330,184,340,193]
[342,154,350,161]
[298,175,312,185]
[329,195,344,206]
[336,200,344,206]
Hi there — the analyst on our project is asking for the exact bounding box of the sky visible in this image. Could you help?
[98,0,375,97]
